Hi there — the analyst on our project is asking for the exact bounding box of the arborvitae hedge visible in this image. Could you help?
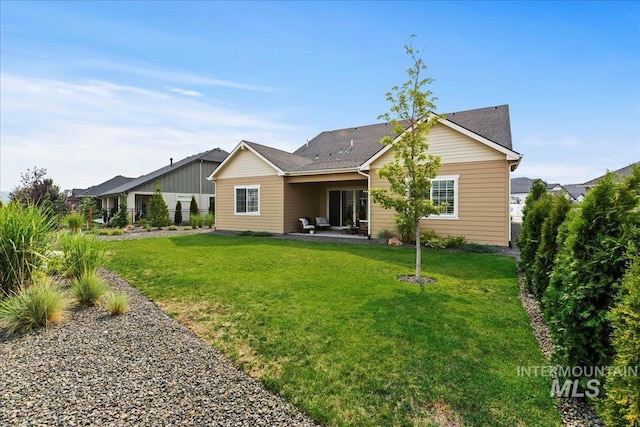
[190,196,199,216]
[174,201,182,226]
[517,179,553,294]
[543,168,640,379]
[530,194,572,299]
[601,257,640,427]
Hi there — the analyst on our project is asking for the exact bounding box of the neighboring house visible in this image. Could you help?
[581,161,639,189]
[209,105,522,246]
[510,177,584,222]
[98,148,229,222]
[69,175,135,213]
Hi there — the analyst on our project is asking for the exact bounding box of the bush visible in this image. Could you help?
[190,196,199,216]
[183,226,193,231]
[72,272,108,306]
[459,243,498,253]
[530,195,572,299]
[190,214,203,228]
[64,212,84,233]
[518,192,554,294]
[543,168,640,379]
[0,276,70,335]
[79,196,98,228]
[104,291,130,315]
[168,224,178,231]
[204,213,215,228]
[148,181,170,228]
[601,257,640,427]
[174,201,182,225]
[377,229,395,243]
[395,213,416,243]
[420,230,445,249]
[443,235,466,248]
[0,203,54,298]
[111,196,130,228]
[59,232,106,280]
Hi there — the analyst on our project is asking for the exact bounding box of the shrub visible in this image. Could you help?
[183,226,193,231]
[72,272,108,306]
[420,230,445,249]
[0,203,54,298]
[204,213,215,228]
[146,225,152,232]
[59,232,106,280]
[0,276,70,335]
[394,213,416,243]
[79,196,98,228]
[64,212,84,233]
[148,181,170,228]
[518,192,554,294]
[111,196,130,228]
[459,243,498,253]
[168,224,178,231]
[238,231,273,237]
[600,257,640,427]
[190,196,199,216]
[174,201,183,225]
[104,291,130,315]
[377,229,395,242]
[190,214,203,228]
[443,235,466,248]
[543,168,640,380]
[530,195,572,299]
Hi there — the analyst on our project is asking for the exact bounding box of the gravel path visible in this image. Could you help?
[0,269,317,427]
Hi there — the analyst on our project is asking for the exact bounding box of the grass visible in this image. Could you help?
[59,232,106,279]
[104,234,561,427]
[72,272,108,306]
[0,275,70,335]
[103,291,129,315]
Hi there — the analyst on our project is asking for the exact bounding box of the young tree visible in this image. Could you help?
[369,36,442,281]
[79,196,98,229]
[190,196,199,216]
[174,201,183,225]
[112,195,129,228]
[148,181,170,228]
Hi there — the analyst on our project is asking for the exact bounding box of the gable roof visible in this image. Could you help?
[211,105,520,178]
[581,161,639,187]
[511,177,537,194]
[562,184,586,201]
[100,148,228,196]
[72,175,135,198]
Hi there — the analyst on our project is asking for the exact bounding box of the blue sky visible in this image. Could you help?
[1,1,639,193]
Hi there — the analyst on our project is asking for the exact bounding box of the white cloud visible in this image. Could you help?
[0,73,303,192]
[169,88,202,97]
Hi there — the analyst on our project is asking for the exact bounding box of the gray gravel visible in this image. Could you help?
[0,269,317,427]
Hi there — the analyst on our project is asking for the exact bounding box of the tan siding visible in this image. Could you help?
[369,123,504,169]
[215,176,284,233]
[283,182,322,232]
[216,150,279,179]
[370,160,510,246]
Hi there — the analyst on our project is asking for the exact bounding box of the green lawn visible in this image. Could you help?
[104,234,561,427]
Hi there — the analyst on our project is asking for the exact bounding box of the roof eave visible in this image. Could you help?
[285,167,360,176]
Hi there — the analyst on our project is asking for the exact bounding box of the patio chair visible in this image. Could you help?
[299,218,316,234]
[358,220,368,236]
[315,217,330,231]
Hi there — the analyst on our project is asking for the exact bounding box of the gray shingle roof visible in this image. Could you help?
[99,148,228,196]
[72,175,135,197]
[444,105,513,150]
[581,161,639,186]
[511,177,537,194]
[260,105,515,173]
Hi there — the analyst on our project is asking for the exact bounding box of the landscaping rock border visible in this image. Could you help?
[0,268,317,426]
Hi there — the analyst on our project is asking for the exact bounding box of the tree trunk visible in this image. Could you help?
[415,222,421,279]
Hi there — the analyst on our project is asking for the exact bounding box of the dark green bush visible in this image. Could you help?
[543,168,640,380]
[518,190,554,294]
[459,243,498,253]
[148,181,170,228]
[600,257,640,426]
[395,213,416,243]
[190,196,199,216]
[112,196,129,228]
[174,201,183,225]
[530,194,572,299]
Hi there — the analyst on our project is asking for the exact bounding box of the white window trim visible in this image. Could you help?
[427,175,459,220]
[234,185,260,216]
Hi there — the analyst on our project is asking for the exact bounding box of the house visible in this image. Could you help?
[581,161,639,189]
[510,177,585,221]
[209,105,522,246]
[68,175,135,214]
[98,148,229,222]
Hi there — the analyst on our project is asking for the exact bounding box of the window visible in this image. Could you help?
[429,175,459,219]
[235,185,260,215]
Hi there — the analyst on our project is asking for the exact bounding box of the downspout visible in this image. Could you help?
[357,169,371,237]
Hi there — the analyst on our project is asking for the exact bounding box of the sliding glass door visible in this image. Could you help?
[328,189,367,227]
